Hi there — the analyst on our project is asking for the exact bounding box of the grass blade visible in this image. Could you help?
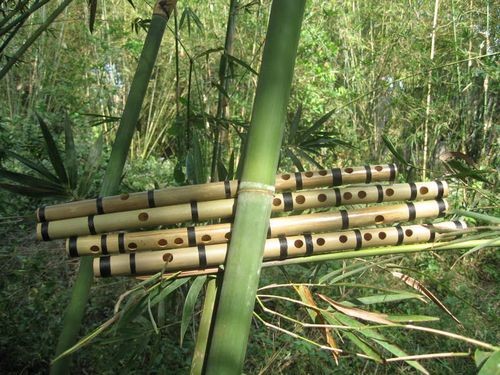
[180,275,207,346]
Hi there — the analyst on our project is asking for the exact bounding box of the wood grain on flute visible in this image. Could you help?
[93,220,465,277]
[36,164,397,222]
[68,199,448,256]
[38,180,447,240]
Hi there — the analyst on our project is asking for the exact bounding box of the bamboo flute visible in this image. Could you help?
[35,164,397,222]
[68,199,448,256]
[93,220,465,277]
[37,180,447,241]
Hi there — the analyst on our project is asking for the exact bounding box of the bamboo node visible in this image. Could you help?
[238,181,275,195]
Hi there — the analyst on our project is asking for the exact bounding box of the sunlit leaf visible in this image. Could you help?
[477,350,500,375]
[180,275,207,346]
[382,135,413,167]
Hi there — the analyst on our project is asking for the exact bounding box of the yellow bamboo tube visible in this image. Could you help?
[69,199,448,256]
[93,220,465,277]
[35,164,397,222]
[38,180,447,241]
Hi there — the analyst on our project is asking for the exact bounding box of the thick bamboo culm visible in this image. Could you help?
[93,220,465,277]
[35,164,397,222]
[68,199,448,256]
[37,180,447,241]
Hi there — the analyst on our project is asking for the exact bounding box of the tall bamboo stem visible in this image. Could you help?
[204,2,305,373]
[50,2,176,374]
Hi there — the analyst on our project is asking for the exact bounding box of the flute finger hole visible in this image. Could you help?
[375,165,383,172]
[345,168,353,173]
[386,188,394,196]
[358,191,367,199]
[174,238,184,245]
[317,193,327,202]
[294,240,303,248]
[90,245,99,253]
[375,215,385,224]
[158,239,168,247]
[319,170,327,176]
[138,212,149,221]
[224,232,231,240]
[364,233,372,241]
[305,172,313,178]
[295,195,305,204]
[316,238,325,246]
[420,186,429,194]
[405,229,413,237]
[339,235,348,243]
[378,232,387,240]
[128,242,137,250]
[163,253,173,263]
[120,193,129,200]
[343,192,352,200]
[273,198,282,206]
[281,173,290,180]
[201,234,211,242]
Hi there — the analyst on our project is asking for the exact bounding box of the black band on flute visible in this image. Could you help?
[99,256,111,277]
[283,192,293,212]
[364,165,372,184]
[278,235,288,260]
[409,183,417,201]
[334,188,341,206]
[118,233,125,253]
[453,220,464,238]
[376,184,384,203]
[304,234,314,256]
[224,180,231,199]
[198,245,207,268]
[96,197,104,214]
[353,229,362,250]
[38,206,46,222]
[40,222,50,241]
[294,172,303,191]
[427,224,436,242]
[187,227,196,246]
[396,225,404,245]
[407,202,416,221]
[436,181,444,199]
[101,234,108,255]
[88,215,97,235]
[68,237,78,257]
[437,198,446,217]
[129,253,136,275]
[340,210,349,229]
[331,168,342,186]
[389,163,396,182]
[147,190,156,208]
[190,201,199,221]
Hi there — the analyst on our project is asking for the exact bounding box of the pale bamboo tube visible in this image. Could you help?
[38,180,447,241]
[69,199,448,256]
[35,164,397,222]
[93,220,465,277]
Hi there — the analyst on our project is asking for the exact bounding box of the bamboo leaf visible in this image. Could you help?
[455,238,500,262]
[391,272,462,326]
[288,104,302,142]
[35,113,68,184]
[226,54,258,75]
[475,349,494,369]
[355,292,425,306]
[0,168,64,191]
[386,315,440,323]
[88,0,97,33]
[4,150,60,183]
[477,350,500,375]
[64,115,78,190]
[0,182,67,197]
[77,132,103,198]
[180,276,207,346]
[382,135,413,167]
[285,149,304,172]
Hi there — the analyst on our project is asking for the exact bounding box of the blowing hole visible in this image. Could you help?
[375,215,385,224]
[345,168,353,173]
[138,212,149,221]
[158,239,168,247]
[120,193,129,200]
[201,234,212,242]
[225,232,231,240]
[163,253,173,262]
[128,242,137,250]
[90,245,99,252]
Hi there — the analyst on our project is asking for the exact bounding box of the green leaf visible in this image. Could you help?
[227,150,235,180]
[36,113,68,184]
[0,182,68,198]
[382,135,412,167]
[180,276,207,346]
[174,161,185,184]
[385,315,440,323]
[77,132,103,198]
[285,149,304,172]
[4,150,60,183]
[478,350,500,375]
[307,109,335,134]
[227,54,258,76]
[64,115,78,190]
[0,168,65,191]
[288,104,302,142]
[475,350,494,369]
[355,292,424,305]
[88,0,97,33]
[445,160,490,184]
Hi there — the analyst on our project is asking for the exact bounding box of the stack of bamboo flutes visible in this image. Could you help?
[35,164,464,277]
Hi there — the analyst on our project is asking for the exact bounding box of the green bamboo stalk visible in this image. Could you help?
[100,1,176,194]
[204,2,305,373]
[50,2,176,374]
[0,0,73,81]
